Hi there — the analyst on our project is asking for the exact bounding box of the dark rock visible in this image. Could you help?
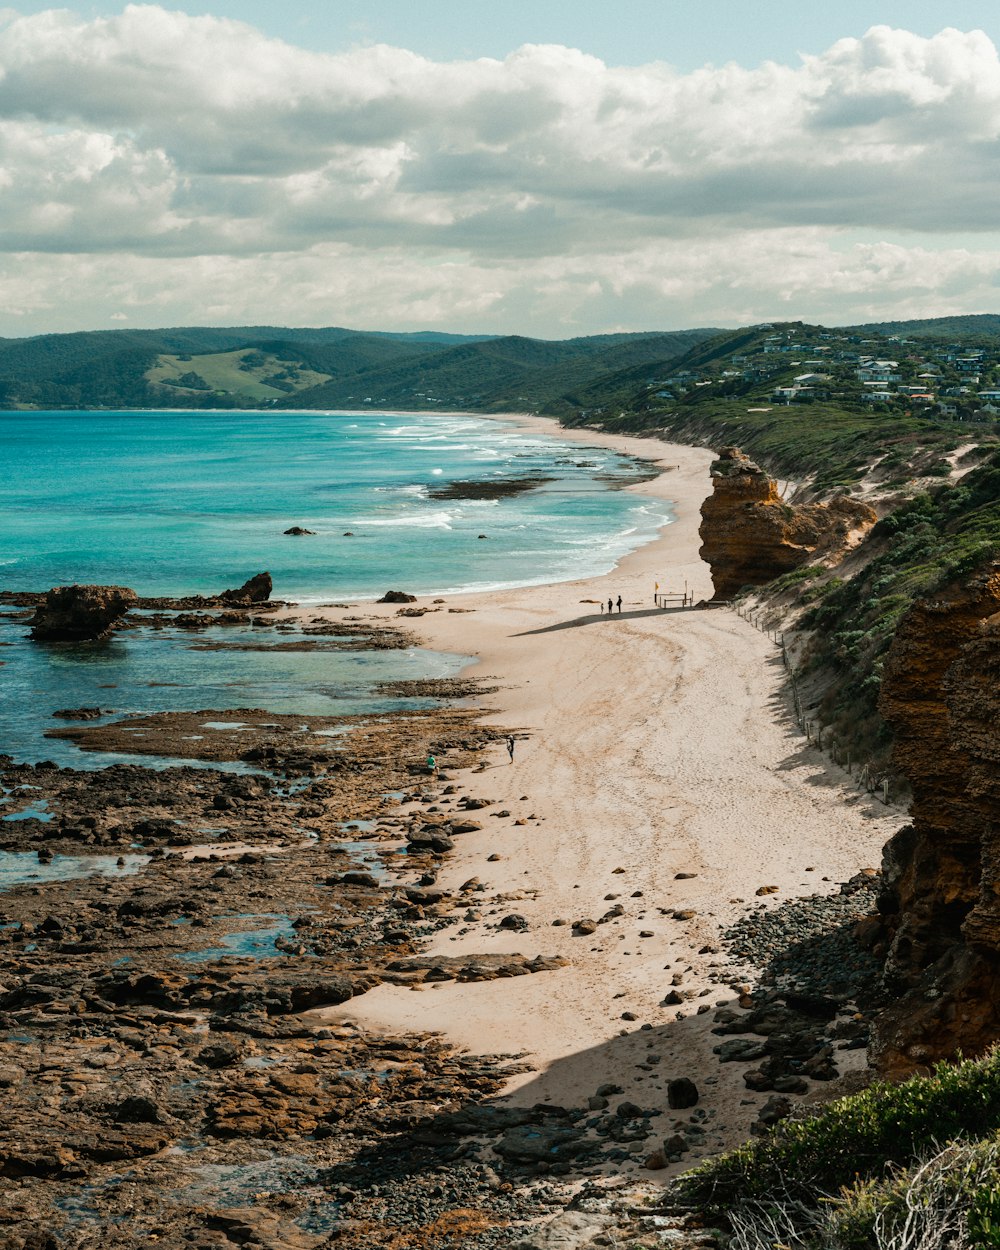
[196,1042,240,1068]
[220,572,272,605]
[377,590,417,604]
[499,914,529,932]
[494,1123,590,1163]
[406,829,455,854]
[716,1038,768,1062]
[773,1075,809,1094]
[757,1095,793,1126]
[782,991,841,1020]
[615,1101,645,1119]
[334,871,381,889]
[450,819,483,834]
[743,1068,773,1092]
[109,1095,164,1124]
[283,527,315,535]
[667,1077,699,1109]
[29,584,137,642]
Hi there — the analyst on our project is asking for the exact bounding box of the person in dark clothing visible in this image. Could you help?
[506,735,515,762]
[607,597,613,614]
[616,596,622,613]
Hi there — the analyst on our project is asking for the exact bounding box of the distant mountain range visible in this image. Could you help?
[2,315,1000,413]
[0,325,717,412]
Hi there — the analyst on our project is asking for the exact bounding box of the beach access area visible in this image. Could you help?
[311,416,905,1159]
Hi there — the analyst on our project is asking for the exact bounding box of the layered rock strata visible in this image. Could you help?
[698,447,875,599]
[872,567,1000,1075]
[28,583,137,642]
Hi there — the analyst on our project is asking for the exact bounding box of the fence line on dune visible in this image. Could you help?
[731,600,894,807]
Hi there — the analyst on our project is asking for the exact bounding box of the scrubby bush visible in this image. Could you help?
[678,1050,1000,1248]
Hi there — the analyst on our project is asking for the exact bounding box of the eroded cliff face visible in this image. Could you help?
[872,569,1000,1075]
[698,447,875,600]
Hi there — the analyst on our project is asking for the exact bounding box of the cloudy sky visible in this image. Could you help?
[4,2,1000,338]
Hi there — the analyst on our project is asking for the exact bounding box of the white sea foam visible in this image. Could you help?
[354,510,455,530]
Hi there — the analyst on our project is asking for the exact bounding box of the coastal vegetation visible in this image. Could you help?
[0,324,714,411]
[797,450,1000,769]
[679,1049,1000,1249]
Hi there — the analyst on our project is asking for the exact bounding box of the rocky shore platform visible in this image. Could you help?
[0,691,726,1250]
[0,692,892,1249]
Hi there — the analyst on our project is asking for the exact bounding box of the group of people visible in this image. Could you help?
[600,596,623,614]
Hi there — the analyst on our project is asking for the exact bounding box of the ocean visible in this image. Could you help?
[1,409,671,764]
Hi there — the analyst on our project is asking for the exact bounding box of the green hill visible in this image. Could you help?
[847,313,1000,340]
[0,324,716,411]
[0,326,487,409]
[280,329,717,413]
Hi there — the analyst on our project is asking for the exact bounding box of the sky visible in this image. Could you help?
[4,3,1000,338]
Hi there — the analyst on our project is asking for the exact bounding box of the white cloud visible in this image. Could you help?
[1,8,1000,332]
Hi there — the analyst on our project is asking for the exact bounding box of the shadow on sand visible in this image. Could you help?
[514,605,701,637]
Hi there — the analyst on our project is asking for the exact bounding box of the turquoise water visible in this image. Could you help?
[0,409,670,765]
[0,616,466,766]
[1,409,669,599]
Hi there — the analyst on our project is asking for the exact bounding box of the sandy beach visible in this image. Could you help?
[313,416,905,1163]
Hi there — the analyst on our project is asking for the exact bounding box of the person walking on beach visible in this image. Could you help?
[599,601,604,614]
[616,596,622,613]
[607,597,613,615]
[506,735,515,763]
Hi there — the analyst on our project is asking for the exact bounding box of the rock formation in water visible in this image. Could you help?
[219,572,272,605]
[871,567,1000,1075]
[28,584,138,642]
[698,447,876,599]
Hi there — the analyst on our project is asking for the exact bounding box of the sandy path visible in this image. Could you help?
[306,416,904,1160]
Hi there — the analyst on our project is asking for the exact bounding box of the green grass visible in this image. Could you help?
[148,350,331,400]
[793,452,1000,770]
[677,1050,1000,1248]
[604,398,982,497]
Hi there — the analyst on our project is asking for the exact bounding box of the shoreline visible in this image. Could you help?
[0,413,910,1242]
[298,414,905,1168]
[1,407,672,607]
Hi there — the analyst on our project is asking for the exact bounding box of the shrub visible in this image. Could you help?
[680,1050,1000,1211]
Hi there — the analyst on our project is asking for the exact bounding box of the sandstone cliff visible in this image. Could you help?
[28,584,138,642]
[872,568,1000,1075]
[698,448,875,599]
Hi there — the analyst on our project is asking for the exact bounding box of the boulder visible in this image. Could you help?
[494,1122,590,1163]
[377,590,417,603]
[283,527,315,535]
[220,572,272,604]
[667,1077,699,1109]
[29,584,137,642]
[406,829,455,854]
